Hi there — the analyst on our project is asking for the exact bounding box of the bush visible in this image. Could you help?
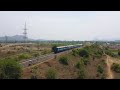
[78,49,89,58]
[72,49,78,56]
[18,53,31,60]
[105,49,116,57]
[97,65,104,74]
[77,69,85,79]
[45,68,57,79]
[0,60,22,79]
[81,58,89,65]
[33,52,39,57]
[76,60,84,69]
[52,45,57,52]
[111,63,120,73]
[59,56,68,65]
[30,74,38,79]
[118,51,120,56]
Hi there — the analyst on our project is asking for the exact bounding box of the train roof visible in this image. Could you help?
[57,44,82,49]
[57,46,67,48]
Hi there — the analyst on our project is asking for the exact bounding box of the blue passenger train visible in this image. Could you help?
[53,44,82,53]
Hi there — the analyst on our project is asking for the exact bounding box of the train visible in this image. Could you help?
[53,44,83,53]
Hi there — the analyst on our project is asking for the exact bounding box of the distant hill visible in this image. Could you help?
[0,35,51,42]
[0,35,33,42]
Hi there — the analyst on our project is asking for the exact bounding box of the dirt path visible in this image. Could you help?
[106,55,114,79]
[106,55,120,79]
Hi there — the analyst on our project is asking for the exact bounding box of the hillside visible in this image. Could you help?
[0,35,27,41]
[22,45,108,79]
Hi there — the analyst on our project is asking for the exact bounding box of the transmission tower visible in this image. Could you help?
[23,22,28,43]
[5,35,8,45]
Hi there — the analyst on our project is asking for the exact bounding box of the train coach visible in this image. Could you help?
[53,44,82,53]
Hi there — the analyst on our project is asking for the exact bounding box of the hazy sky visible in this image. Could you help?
[0,11,120,41]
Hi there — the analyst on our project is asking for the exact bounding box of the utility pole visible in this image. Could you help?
[23,22,28,43]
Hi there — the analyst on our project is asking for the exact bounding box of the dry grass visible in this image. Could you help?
[22,52,107,79]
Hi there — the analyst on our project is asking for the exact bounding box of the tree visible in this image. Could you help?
[79,49,89,58]
[52,45,57,52]
[0,59,22,79]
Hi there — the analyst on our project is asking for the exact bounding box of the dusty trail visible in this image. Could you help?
[106,55,120,79]
[106,55,114,79]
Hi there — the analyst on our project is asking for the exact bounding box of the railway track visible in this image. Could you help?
[20,47,82,68]
[20,53,55,68]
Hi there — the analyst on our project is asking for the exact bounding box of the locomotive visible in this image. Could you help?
[53,44,82,53]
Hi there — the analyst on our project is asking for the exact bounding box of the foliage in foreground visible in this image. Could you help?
[0,59,22,79]
[76,59,85,79]
[77,69,86,79]
[111,63,120,73]
[97,64,104,74]
[59,56,69,65]
[45,68,57,79]
[18,53,31,60]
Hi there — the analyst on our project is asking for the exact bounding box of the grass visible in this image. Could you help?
[45,68,57,79]
[59,56,69,65]
[111,63,120,73]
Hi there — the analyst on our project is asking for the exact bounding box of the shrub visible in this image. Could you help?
[59,56,68,65]
[0,59,22,79]
[81,58,89,65]
[105,49,116,57]
[101,74,106,79]
[111,63,120,73]
[41,50,51,55]
[118,51,120,56]
[76,60,84,69]
[72,49,77,56]
[18,53,30,60]
[97,65,104,74]
[30,75,38,79]
[33,52,39,57]
[52,45,57,52]
[77,69,85,79]
[78,49,89,58]
[45,68,57,79]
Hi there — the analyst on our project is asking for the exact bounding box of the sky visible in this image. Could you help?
[0,11,120,41]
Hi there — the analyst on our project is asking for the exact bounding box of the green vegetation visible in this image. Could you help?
[78,49,89,58]
[118,51,120,56]
[105,50,116,57]
[0,59,22,79]
[52,45,58,52]
[81,57,89,65]
[104,47,117,57]
[97,64,104,74]
[76,60,84,69]
[72,49,79,56]
[77,69,85,79]
[30,75,38,79]
[45,68,57,79]
[18,53,31,60]
[72,44,104,59]
[76,59,85,79]
[41,49,51,55]
[59,56,69,65]
[32,52,40,57]
[111,63,120,73]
